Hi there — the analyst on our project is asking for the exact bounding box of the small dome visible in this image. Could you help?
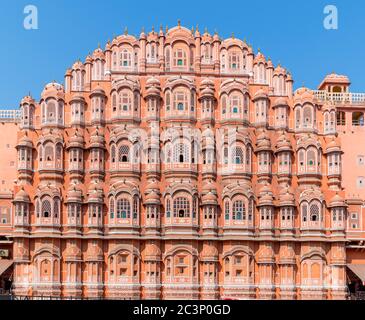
[14,188,30,203]
[253,89,268,101]
[145,190,160,205]
[278,187,295,206]
[68,132,85,148]
[146,76,160,87]
[200,87,215,97]
[328,193,347,208]
[202,192,218,205]
[201,78,214,87]
[274,65,286,75]
[89,130,105,148]
[91,84,106,96]
[256,131,271,151]
[254,51,266,64]
[87,184,104,203]
[275,133,292,153]
[201,244,218,259]
[21,95,35,105]
[66,186,83,203]
[41,82,65,100]
[72,60,85,70]
[272,97,288,108]
[17,134,33,149]
[93,47,105,60]
[325,138,341,154]
[70,93,85,103]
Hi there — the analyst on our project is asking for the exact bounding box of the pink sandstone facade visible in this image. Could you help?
[0,23,365,300]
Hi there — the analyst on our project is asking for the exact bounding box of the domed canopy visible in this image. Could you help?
[256,131,271,151]
[325,138,341,154]
[21,95,35,106]
[328,193,347,208]
[278,186,295,207]
[272,97,288,108]
[145,190,161,205]
[41,82,65,100]
[17,134,33,149]
[68,132,85,149]
[14,188,30,203]
[72,60,85,70]
[90,84,106,97]
[275,132,293,153]
[202,191,218,205]
[253,89,268,101]
[89,130,105,148]
[66,186,83,203]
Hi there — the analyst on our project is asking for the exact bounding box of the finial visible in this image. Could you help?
[231,32,235,39]
[258,48,261,53]
[204,27,208,34]
[165,25,168,33]
[160,24,163,31]
[98,43,100,49]
[243,37,247,43]
[124,27,128,35]
[191,26,194,34]
[107,39,110,44]
[178,19,181,27]
[214,29,218,35]
[152,25,155,33]
[196,25,199,32]
[141,26,145,33]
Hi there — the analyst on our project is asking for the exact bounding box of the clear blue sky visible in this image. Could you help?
[0,0,364,109]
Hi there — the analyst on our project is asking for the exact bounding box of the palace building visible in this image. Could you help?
[0,23,365,300]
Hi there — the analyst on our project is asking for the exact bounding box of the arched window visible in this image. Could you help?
[173,48,187,67]
[173,143,189,163]
[41,199,52,218]
[302,203,308,222]
[111,145,116,163]
[233,200,245,220]
[118,145,130,162]
[166,198,171,218]
[173,197,190,218]
[295,107,301,129]
[120,49,132,67]
[228,51,240,70]
[230,94,242,114]
[44,144,54,163]
[224,201,230,220]
[109,197,115,219]
[298,149,305,173]
[133,91,139,112]
[310,202,320,221]
[116,198,131,219]
[221,95,227,115]
[120,90,132,112]
[166,91,171,111]
[303,105,313,128]
[165,47,171,69]
[232,146,244,164]
[174,91,187,111]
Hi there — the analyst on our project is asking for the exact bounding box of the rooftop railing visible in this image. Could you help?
[0,110,21,121]
[314,91,365,105]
